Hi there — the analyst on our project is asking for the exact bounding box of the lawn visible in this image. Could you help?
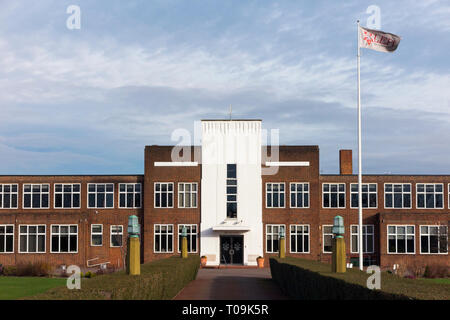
[419,278,450,285]
[0,277,66,300]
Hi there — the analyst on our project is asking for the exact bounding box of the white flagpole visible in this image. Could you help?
[357,20,364,271]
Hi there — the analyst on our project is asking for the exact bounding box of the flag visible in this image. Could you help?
[359,26,401,52]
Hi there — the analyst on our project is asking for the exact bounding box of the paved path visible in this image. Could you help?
[174,268,289,300]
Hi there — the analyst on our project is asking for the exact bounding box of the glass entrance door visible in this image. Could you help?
[220,235,244,265]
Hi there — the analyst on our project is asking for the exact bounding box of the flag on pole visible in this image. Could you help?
[359,26,401,52]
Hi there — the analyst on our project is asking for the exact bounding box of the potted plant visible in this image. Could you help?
[200,256,207,267]
[256,256,264,268]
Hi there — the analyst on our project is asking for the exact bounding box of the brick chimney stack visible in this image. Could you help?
[339,150,353,175]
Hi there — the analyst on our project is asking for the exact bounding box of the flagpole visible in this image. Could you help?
[357,20,364,271]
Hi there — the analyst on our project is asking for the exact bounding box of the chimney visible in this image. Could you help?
[339,150,353,175]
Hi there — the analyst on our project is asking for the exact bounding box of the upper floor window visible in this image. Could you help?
[387,225,415,254]
[384,183,411,209]
[0,225,14,253]
[23,184,49,209]
[266,183,285,208]
[178,183,198,208]
[119,183,141,208]
[290,225,310,253]
[351,183,377,208]
[350,225,374,253]
[0,184,18,209]
[19,225,46,253]
[54,184,81,209]
[226,164,237,218]
[322,183,345,208]
[51,225,78,253]
[290,183,309,208]
[88,183,114,208]
[420,225,448,254]
[178,224,198,253]
[416,183,443,209]
[154,183,173,208]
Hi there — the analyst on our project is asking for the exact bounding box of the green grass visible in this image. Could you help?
[0,277,66,300]
[419,278,450,285]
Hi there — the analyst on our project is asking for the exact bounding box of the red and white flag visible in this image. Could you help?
[359,26,401,52]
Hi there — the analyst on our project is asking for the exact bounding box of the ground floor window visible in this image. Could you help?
[154,224,173,253]
[51,225,78,253]
[290,225,309,253]
[110,225,123,247]
[322,225,333,253]
[388,225,415,254]
[420,225,448,254]
[266,224,285,253]
[19,225,46,253]
[91,224,103,246]
[178,224,197,253]
[0,225,14,253]
[350,225,375,253]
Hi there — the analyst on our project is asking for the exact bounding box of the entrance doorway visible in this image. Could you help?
[220,235,244,265]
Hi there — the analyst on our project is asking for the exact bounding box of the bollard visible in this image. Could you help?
[331,216,346,273]
[127,215,141,275]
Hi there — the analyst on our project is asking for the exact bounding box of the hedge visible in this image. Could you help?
[270,257,409,300]
[27,255,200,300]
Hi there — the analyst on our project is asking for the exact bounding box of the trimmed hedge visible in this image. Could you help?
[27,255,200,300]
[270,258,409,300]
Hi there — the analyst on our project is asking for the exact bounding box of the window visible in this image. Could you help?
[88,183,114,208]
[322,225,333,253]
[226,164,237,218]
[420,226,448,254]
[178,183,197,208]
[351,183,377,208]
[51,225,78,253]
[266,224,285,253]
[154,183,174,208]
[266,183,285,208]
[387,225,415,254]
[0,225,14,253]
[322,183,345,208]
[290,225,309,253]
[54,184,81,209]
[154,224,173,253]
[290,183,309,208]
[416,183,443,209]
[384,183,411,209]
[119,183,141,208]
[91,224,103,246]
[350,225,375,253]
[177,224,198,253]
[110,225,123,247]
[23,184,49,209]
[0,184,18,209]
[19,225,46,253]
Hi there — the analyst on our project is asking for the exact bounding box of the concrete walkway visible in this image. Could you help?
[174,268,289,300]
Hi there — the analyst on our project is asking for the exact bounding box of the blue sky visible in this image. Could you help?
[0,0,449,174]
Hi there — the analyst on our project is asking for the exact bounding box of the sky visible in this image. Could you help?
[0,0,449,175]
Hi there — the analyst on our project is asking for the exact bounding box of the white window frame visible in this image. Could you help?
[18,224,46,253]
[384,183,412,209]
[154,182,174,208]
[118,183,142,208]
[266,183,286,208]
[322,183,346,209]
[177,224,198,253]
[87,183,115,209]
[416,183,444,209]
[350,183,377,209]
[420,225,448,255]
[50,224,78,253]
[110,225,124,247]
[350,224,375,254]
[0,184,18,209]
[90,224,103,247]
[0,224,14,253]
[322,225,333,253]
[178,183,198,209]
[289,224,310,253]
[289,183,310,208]
[387,225,415,254]
[154,224,174,253]
[54,183,81,209]
[265,224,286,253]
[23,184,50,209]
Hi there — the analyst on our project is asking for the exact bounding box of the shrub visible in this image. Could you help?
[423,265,449,279]
[2,266,17,276]
[16,262,51,277]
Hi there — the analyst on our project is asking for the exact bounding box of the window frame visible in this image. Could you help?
[154,182,174,208]
[18,224,46,253]
[289,182,310,209]
[416,183,444,209]
[87,183,115,209]
[177,224,198,253]
[110,225,124,248]
[289,224,310,253]
[90,224,103,247]
[265,224,286,253]
[266,183,286,208]
[154,224,174,253]
[22,183,50,209]
[0,184,18,209]
[350,183,377,209]
[54,183,81,209]
[322,225,333,254]
[384,183,412,209]
[322,183,346,209]
[419,225,448,255]
[350,224,375,254]
[0,224,14,253]
[387,225,416,254]
[118,183,142,209]
[178,182,198,209]
[50,224,78,253]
